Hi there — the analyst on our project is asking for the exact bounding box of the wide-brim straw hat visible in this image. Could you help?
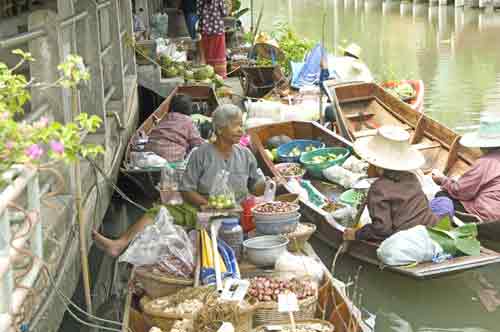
[353,126,425,171]
[339,43,362,59]
[460,116,500,148]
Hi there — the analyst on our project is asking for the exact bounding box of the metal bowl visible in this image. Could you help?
[243,235,289,267]
[255,212,300,235]
[252,203,300,222]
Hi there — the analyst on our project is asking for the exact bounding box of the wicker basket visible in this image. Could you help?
[276,193,300,204]
[254,319,335,332]
[253,292,318,326]
[286,223,317,252]
[135,267,193,299]
[194,299,258,332]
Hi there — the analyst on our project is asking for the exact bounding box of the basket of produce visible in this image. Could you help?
[243,235,289,267]
[247,276,318,326]
[285,222,317,252]
[276,193,300,204]
[254,319,334,332]
[252,201,300,221]
[277,140,325,163]
[339,189,367,207]
[135,267,194,299]
[300,147,351,179]
[383,81,416,102]
[255,212,301,235]
[275,163,306,180]
[143,286,214,331]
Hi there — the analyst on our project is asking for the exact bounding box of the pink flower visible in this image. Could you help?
[0,112,9,120]
[5,141,15,150]
[50,140,64,154]
[33,116,49,129]
[25,144,44,160]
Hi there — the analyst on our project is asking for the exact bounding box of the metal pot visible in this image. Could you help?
[243,235,289,267]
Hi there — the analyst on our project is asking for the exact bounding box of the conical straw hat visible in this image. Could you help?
[460,116,500,148]
[353,126,425,171]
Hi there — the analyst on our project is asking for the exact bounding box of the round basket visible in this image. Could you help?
[276,193,299,204]
[135,267,193,299]
[285,222,317,252]
[275,162,306,181]
[194,298,258,332]
[254,319,335,332]
[253,293,318,326]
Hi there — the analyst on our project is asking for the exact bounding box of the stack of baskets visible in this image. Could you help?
[134,267,193,299]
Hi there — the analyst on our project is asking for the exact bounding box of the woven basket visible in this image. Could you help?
[276,193,300,205]
[194,299,258,332]
[253,292,318,326]
[286,223,317,252]
[254,319,335,332]
[135,267,193,299]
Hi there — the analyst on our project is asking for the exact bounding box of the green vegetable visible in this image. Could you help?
[427,217,480,256]
[386,82,416,101]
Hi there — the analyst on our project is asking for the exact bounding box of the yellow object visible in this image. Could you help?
[201,229,227,272]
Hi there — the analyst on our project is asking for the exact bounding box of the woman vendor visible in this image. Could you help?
[432,117,500,222]
[343,126,440,242]
[93,104,266,257]
[146,94,205,162]
[197,0,228,78]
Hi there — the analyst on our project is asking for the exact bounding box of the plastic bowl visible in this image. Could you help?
[243,235,289,267]
[255,212,300,235]
[252,202,300,221]
[339,189,365,206]
[277,139,325,163]
[300,147,351,179]
[274,162,306,181]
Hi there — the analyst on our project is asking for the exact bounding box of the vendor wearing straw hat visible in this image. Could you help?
[343,126,440,242]
[432,116,500,222]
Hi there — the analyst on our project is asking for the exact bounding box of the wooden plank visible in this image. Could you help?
[354,124,410,138]
[443,136,461,175]
[410,114,426,144]
[413,142,441,151]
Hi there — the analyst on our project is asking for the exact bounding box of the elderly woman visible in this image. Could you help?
[343,126,440,242]
[93,104,265,257]
[432,117,500,222]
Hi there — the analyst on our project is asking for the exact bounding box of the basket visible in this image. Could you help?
[254,319,335,332]
[286,222,317,252]
[194,297,258,332]
[276,193,300,204]
[275,162,306,181]
[254,292,318,326]
[277,140,325,163]
[135,267,193,299]
[300,147,351,179]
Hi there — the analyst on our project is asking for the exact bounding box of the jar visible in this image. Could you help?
[219,218,244,261]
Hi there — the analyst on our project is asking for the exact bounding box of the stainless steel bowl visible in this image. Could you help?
[243,235,289,267]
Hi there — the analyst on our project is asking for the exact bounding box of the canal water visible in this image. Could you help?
[242,1,500,331]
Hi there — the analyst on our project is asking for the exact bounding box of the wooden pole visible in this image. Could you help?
[72,88,93,314]
[319,11,327,125]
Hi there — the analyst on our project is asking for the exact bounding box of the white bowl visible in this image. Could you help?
[243,235,289,267]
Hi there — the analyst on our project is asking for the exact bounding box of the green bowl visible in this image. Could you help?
[299,147,351,179]
[339,189,365,206]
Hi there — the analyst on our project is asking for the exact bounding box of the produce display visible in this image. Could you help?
[248,277,315,302]
[288,145,317,157]
[286,223,314,237]
[149,297,204,315]
[308,153,338,164]
[386,82,416,101]
[207,194,236,210]
[159,55,224,88]
[277,163,305,177]
[253,201,299,214]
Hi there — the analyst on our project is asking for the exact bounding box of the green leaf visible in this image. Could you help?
[455,238,480,256]
[427,228,458,256]
[433,215,453,231]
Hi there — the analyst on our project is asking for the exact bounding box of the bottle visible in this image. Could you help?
[240,196,256,233]
[219,218,244,261]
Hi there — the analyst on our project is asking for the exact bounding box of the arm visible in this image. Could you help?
[437,162,485,201]
[181,191,208,207]
[247,150,266,196]
[187,122,205,148]
[355,186,393,241]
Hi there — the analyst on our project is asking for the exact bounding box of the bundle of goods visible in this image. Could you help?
[284,222,317,252]
[254,320,334,332]
[159,55,225,88]
[247,276,318,326]
[207,170,237,210]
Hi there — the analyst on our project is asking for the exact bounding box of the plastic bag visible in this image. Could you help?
[376,225,443,266]
[246,100,283,122]
[331,205,357,228]
[119,207,195,278]
[323,165,366,189]
[208,170,236,209]
[275,251,324,284]
[342,156,369,174]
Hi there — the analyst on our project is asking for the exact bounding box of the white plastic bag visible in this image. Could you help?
[342,156,369,174]
[376,225,443,266]
[323,165,366,189]
[119,207,195,278]
[275,251,324,283]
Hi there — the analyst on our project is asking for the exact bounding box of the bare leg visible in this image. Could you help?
[92,213,154,257]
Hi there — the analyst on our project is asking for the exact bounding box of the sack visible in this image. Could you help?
[119,207,195,278]
[342,156,369,174]
[275,251,324,284]
[208,170,236,209]
[323,165,366,189]
[376,225,443,266]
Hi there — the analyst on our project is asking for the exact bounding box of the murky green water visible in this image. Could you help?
[242,1,500,331]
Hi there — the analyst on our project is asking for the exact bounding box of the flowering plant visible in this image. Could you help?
[0,50,104,177]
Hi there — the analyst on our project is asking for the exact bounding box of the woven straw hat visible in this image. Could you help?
[460,116,500,148]
[353,126,425,171]
[339,43,362,59]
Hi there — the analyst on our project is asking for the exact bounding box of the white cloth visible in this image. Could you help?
[328,56,374,83]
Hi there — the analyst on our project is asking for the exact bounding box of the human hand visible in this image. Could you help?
[431,169,445,185]
[343,228,357,241]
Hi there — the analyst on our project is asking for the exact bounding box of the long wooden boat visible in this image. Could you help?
[120,243,371,332]
[123,85,220,170]
[247,120,500,278]
[381,79,425,113]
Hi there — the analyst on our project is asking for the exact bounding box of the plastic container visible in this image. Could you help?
[219,218,244,261]
[277,139,325,163]
[241,196,257,233]
[300,147,351,179]
[255,212,300,235]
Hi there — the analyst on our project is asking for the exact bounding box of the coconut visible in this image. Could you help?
[205,65,215,78]
[213,74,224,88]
[163,66,179,78]
[184,70,194,80]
[193,66,210,80]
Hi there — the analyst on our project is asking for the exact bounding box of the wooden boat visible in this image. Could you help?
[247,120,500,278]
[120,242,372,332]
[381,79,425,113]
[123,85,220,171]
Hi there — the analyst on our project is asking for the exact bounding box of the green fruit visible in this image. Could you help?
[216,203,224,210]
[272,149,278,160]
[163,66,179,78]
[264,149,274,161]
[184,70,194,80]
[213,74,224,88]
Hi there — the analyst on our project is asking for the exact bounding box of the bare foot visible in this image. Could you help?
[92,229,128,258]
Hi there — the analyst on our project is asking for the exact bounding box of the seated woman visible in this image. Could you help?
[432,117,500,222]
[146,94,205,162]
[93,104,266,257]
[343,126,439,242]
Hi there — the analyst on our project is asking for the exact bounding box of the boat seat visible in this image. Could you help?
[354,124,411,138]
